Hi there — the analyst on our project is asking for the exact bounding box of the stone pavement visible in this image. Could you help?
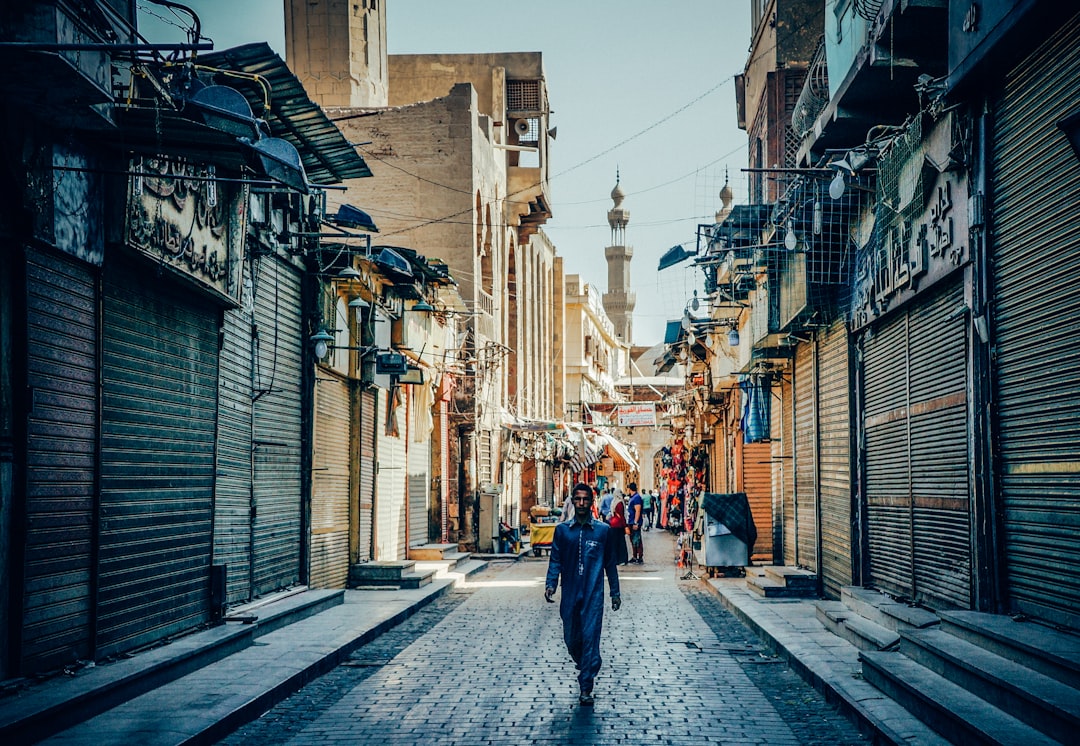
[234,528,871,745]
[2,527,946,745]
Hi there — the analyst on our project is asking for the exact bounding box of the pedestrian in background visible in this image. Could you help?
[626,482,644,564]
[607,489,629,565]
[544,483,622,706]
[641,489,655,531]
[561,492,575,522]
[599,488,614,522]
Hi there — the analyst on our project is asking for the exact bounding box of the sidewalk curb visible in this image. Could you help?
[192,577,459,746]
[701,579,947,746]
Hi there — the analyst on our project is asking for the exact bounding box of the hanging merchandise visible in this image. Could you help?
[740,375,772,443]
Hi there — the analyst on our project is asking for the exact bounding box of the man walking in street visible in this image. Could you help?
[642,489,655,530]
[544,483,622,706]
[626,482,644,564]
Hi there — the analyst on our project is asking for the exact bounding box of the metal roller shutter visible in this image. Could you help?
[793,342,817,570]
[408,422,431,548]
[991,11,1080,628]
[742,441,772,562]
[310,372,350,588]
[355,389,376,562]
[21,247,97,672]
[817,320,853,599]
[98,259,217,657]
[863,281,971,608]
[908,285,970,608]
[863,310,913,598]
[376,387,407,560]
[250,254,302,595]
[215,261,253,605]
[778,375,795,566]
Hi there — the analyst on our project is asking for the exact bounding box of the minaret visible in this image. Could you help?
[285,0,388,108]
[603,172,636,343]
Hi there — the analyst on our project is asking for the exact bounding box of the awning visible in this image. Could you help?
[565,426,603,473]
[599,433,639,472]
[195,43,372,183]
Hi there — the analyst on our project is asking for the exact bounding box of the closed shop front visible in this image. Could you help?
[250,254,304,594]
[861,280,971,609]
[354,389,376,562]
[216,261,254,605]
[775,374,795,566]
[98,256,218,657]
[310,371,351,588]
[408,418,431,548]
[20,247,98,672]
[817,319,852,598]
[741,440,772,562]
[375,387,407,559]
[792,341,817,571]
[990,12,1080,628]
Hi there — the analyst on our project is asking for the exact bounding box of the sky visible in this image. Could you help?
[138,0,754,346]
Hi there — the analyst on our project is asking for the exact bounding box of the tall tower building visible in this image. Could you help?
[603,174,636,343]
[285,0,388,108]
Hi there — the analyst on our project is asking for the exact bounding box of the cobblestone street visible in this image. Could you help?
[221,529,867,745]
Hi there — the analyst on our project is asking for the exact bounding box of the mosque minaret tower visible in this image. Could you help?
[603,173,635,343]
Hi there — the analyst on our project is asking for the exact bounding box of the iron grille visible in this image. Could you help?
[506,79,541,112]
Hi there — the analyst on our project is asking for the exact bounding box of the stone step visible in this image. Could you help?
[939,610,1080,690]
[841,586,939,633]
[900,627,1080,744]
[407,543,461,561]
[814,599,899,651]
[860,650,1060,746]
[763,565,818,589]
[349,560,417,583]
[233,588,345,638]
[746,575,816,599]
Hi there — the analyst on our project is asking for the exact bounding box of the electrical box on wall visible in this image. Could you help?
[375,352,407,376]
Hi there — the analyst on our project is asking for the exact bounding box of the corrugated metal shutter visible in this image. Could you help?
[909,284,970,608]
[215,261,253,605]
[310,372,350,588]
[408,419,431,548]
[250,254,302,595]
[742,441,772,562]
[778,375,795,565]
[863,281,971,608]
[21,247,97,672]
[793,341,817,570]
[355,389,376,562]
[863,309,913,598]
[375,387,406,560]
[98,259,216,657]
[817,320,853,599]
[991,12,1080,628]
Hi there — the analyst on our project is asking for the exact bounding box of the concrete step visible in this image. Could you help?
[841,586,940,633]
[763,565,818,590]
[407,543,461,561]
[900,627,1080,744]
[230,588,345,638]
[939,610,1080,689]
[349,560,416,582]
[746,575,816,599]
[860,650,1061,746]
[814,599,899,651]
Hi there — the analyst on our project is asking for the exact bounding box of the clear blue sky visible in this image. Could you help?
[138,0,753,346]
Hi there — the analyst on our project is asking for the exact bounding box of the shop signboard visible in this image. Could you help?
[126,155,246,305]
[617,402,657,427]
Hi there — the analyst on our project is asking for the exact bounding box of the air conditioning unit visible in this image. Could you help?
[375,352,408,376]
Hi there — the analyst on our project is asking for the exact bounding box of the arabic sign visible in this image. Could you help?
[126,156,245,303]
[617,402,657,427]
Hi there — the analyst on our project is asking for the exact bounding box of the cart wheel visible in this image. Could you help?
[533,547,541,557]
